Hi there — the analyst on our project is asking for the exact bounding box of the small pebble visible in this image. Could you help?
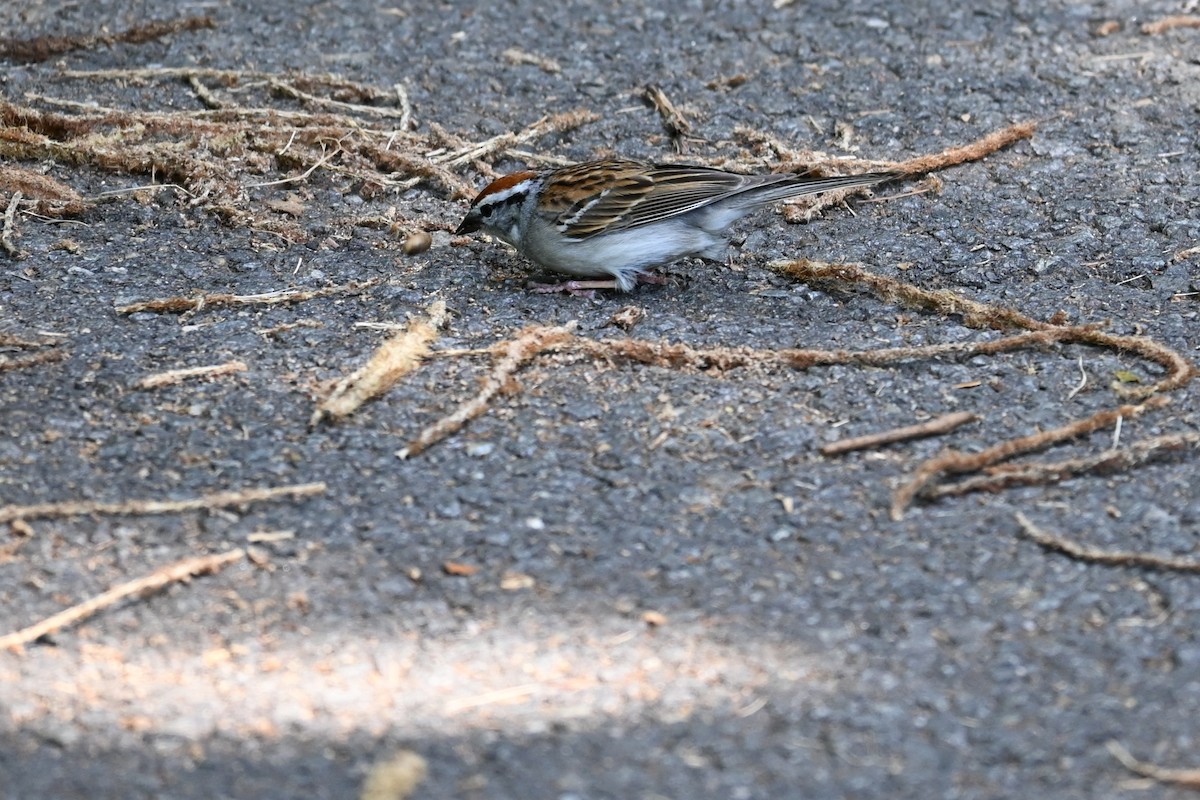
[402,230,432,255]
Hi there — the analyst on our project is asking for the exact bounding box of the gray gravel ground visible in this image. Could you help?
[2,1,1199,798]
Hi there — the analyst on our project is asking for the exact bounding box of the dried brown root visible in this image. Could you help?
[1017,513,1200,574]
[1107,741,1200,788]
[926,432,1200,499]
[115,278,381,315]
[0,16,215,64]
[820,412,979,456]
[775,259,1195,397]
[891,397,1172,520]
[0,549,244,652]
[0,348,68,373]
[774,259,1195,518]
[728,120,1035,222]
[397,324,576,459]
[887,121,1038,176]
[576,324,1126,377]
[134,360,248,390]
[312,301,449,426]
[0,482,326,525]
[1141,15,1200,35]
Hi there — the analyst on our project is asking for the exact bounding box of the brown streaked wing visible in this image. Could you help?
[539,161,648,238]
[552,163,753,238]
[539,161,648,214]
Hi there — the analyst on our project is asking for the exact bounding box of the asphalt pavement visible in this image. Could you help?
[1,1,1198,798]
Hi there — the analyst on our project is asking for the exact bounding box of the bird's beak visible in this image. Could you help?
[455,211,480,235]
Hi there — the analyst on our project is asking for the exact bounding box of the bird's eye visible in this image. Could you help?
[480,205,493,218]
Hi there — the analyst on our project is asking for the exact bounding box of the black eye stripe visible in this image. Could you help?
[478,191,524,217]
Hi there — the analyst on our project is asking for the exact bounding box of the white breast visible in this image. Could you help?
[519,217,726,290]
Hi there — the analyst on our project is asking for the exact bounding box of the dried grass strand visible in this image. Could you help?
[134,360,248,390]
[0,482,326,524]
[1107,741,1200,788]
[0,16,215,63]
[820,412,979,456]
[115,278,380,315]
[0,548,244,651]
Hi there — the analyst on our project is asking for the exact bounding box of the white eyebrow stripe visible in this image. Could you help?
[478,178,537,207]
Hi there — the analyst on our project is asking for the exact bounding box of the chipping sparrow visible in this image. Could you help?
[455,159,897,292]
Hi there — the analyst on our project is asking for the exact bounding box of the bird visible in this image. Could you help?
[455,159,897,293]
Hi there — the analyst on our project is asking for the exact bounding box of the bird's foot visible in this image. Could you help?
[528,271,667,296]
[528,278,617,297]
[634,272,669,286]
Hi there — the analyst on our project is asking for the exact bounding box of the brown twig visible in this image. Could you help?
[187,75,227,110]
[0,548,245,651]
[891,398,1171,519]
[888,121,1038,176]
[575,326,1114,375]
[643,84,694,153]
[0,333,64,349]
[267,78,412,120]
[0,16,216,63]
[0,165,87,213]
[782,122,1033,221]
[0,482,326,524]
[134,360,248,390]
[1107,741,1200,788]
[115,278,380,315]
[0,348,68,373]
[926,432,1200,498]
[397,324,576,459]
[721,121,1034,222]
[774,259,1041,329]
[431,110,599,168]
[1141,15,1200,35]
[502,48,562,74]
[770,259,1196,517]
[1016,513,1200,573]
[820,412,979,455]
[312,301,449,425]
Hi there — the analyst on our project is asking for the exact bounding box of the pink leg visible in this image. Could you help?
[527,272,667,296]
[528,278,619,297]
